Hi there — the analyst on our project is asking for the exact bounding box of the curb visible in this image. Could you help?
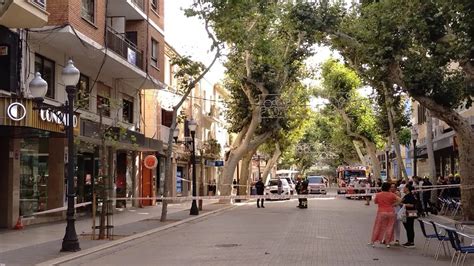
[36,204,236,266]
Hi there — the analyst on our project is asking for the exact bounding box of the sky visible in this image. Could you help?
[165,0,372,104]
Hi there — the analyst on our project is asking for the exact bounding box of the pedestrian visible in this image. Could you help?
[398,179,407,198]
[401,185,418,248]
[376,178,383,191]
[365,177,372,206]
[277,177,283,195]
[369,182,401,248]
[299,177,309,209]
[390,183,402,246]
[295,176,302,207]
[255,178,265,208]
[422,177,433,215]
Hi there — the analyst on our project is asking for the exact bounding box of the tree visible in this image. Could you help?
[317,59,384,179]
[160,3,223,221]
[194,1,332,196]
[313,0,474,219]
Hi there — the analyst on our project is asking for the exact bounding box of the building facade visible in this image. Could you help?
[411,101,474,178]
[0,0,167,228]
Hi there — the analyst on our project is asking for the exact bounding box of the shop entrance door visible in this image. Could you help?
[142,166,153,206]
[76,152,97,212]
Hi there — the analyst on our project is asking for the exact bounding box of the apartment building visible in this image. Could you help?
[161,41,230,198]
[0,0,166,228]
[411,101,474,178]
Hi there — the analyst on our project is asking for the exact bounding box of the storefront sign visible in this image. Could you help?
[7,102,27,121]
[144,155,158,169]
[40,109,78,128]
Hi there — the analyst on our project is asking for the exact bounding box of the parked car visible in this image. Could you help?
[306,176,327,195]
[265,179,291,200]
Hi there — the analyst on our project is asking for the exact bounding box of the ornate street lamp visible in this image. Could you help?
[29,59,81,252]
[173,119,199,215]
[411,126,419,177]
[188,119,199,215]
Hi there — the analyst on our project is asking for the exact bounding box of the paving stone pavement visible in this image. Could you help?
[0,201,223,265]
[57,197,472,266]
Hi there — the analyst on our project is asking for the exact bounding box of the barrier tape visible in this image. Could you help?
[23,184,472,217]
[29,202,92,217]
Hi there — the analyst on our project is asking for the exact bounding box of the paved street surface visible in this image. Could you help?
[0,201,222,265]
[53,197,469,266]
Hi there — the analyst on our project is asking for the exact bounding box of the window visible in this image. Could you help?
[31,0,46,9]
[76,74,90,109]
[34,54,55,99]
[97,83,111,117]
[20,138,49,215]
[151,0,158,10]
[161,110,173,127]
[151,39,158,68]
[81,0,95,23]
[122,97,134,123]
[417,104,426,125]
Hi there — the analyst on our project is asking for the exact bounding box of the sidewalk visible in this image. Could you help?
[0,200,229,265]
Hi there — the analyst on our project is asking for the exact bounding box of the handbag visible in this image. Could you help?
[406,209,418,218]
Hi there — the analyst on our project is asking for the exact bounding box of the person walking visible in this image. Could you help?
[369,182,401,248]
[255,178,265,208]
[401,185,418,248]
[299,178,309,209]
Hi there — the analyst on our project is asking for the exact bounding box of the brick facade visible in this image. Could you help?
[47,0,106,46]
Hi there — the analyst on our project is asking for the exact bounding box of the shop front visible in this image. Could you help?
[0,98,73,228]
[78,118,163,209]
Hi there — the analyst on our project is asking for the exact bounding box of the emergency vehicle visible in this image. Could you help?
[336,166,368,195]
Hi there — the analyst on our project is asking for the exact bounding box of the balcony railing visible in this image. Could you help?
[106,27,143,70]
[130,0,145,12]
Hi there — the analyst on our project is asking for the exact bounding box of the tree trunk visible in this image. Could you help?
[160,108,177,222]
[362,139,382,181]
[221,132,271,196]
[425,111,438,203]
[352,140,366,165]
[383,85,408,179]
[338,109,381,180]
[411,95,474,220]
[238,148,256,196]
[261,143,281,183]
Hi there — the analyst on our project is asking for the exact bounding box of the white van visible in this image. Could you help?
[276,169,299,194]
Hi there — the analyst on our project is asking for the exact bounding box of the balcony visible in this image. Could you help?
[0,0,49,28]
[106,27,143,70]
[107,0,145,20]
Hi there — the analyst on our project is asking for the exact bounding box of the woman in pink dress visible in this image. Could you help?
[369,182,401,248]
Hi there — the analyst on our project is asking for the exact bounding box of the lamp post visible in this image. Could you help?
[411,126,418,177]
[29,59,81,252]
[173,120,199,215]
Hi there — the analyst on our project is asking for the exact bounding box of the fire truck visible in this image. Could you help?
[336,166,368,195]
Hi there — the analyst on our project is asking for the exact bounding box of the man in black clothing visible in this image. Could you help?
[299,178,309,209]
[255,178,265,208]
[295,177,302,207]
[402,185,418,248]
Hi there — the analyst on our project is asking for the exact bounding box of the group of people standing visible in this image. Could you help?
[370,182,419,248]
